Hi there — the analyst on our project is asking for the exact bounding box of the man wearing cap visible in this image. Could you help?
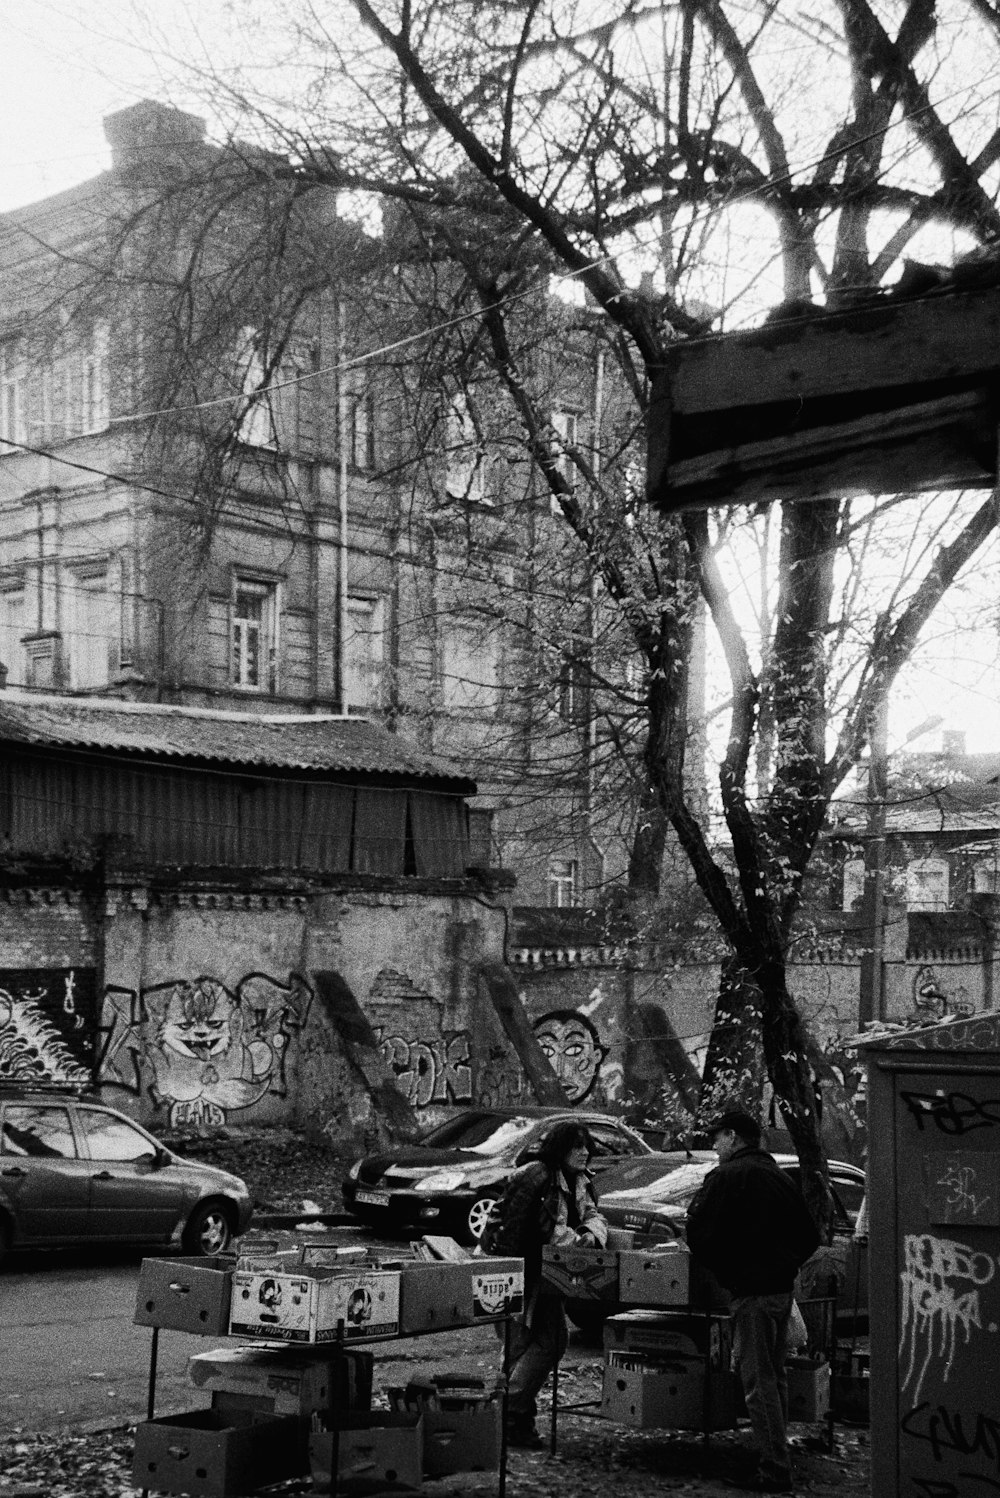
[686,1109,820,1495]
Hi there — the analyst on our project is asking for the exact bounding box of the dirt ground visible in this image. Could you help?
[0,1127,872,1497]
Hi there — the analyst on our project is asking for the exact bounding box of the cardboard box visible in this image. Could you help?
[471,1258,524,1319]
[604,1310,733,1366]
[398,1262,472,1333]
[618,1246,690,1307]
[132,1406,303,1496]
[602,1356,707,1430]
[787,1356,831,1422]
[188,1346,373,1416]
[423,1399,500,1476]
[134,1257,234,1336]
[541,1244,619,1300]
[309,1412,423,1493]
[229,1268,400,1343]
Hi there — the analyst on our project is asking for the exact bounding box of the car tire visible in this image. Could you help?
[182,1200,234,1256]
[462,1193,500,1247]
[566,1300,611,1341]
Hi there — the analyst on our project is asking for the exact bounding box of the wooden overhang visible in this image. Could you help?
[646,284,1000,511]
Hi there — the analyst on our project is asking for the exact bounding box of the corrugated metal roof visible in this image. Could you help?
[0,693,475,788]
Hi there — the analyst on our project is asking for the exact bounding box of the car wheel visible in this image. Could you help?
[462,1193,500,1247]
[566,1300,610,1341]
[182,1201,234,1256]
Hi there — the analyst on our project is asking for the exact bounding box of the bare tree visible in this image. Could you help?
[12,0,1000,1230]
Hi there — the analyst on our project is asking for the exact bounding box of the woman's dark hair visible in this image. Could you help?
[538,1120,592,1169]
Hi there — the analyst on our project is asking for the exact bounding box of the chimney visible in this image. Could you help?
[103,100,206,172]
[943,730,966,756]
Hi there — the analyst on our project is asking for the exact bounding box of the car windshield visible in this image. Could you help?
[601,1160,711,1205]
[418,1113,537,1154]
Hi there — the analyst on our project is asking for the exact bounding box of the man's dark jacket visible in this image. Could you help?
[685,1146,820,1297]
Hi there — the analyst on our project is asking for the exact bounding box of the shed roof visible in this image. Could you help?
[861,1011,1000,1052]
[0,693,475,791]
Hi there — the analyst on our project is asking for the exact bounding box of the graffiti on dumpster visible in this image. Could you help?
[0,968,95,1084]
[99,972,313,1128]
[899,1232,996,1403]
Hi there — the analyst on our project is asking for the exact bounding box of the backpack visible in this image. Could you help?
[480,1162,541,1257]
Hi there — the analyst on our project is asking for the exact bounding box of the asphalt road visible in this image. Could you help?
[0,1228,565,1435]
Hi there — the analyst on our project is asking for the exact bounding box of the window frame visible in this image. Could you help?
[231,574,280,694]
[547,855,580,908]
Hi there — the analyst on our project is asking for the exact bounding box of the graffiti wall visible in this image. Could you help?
[100,973,313,1129]
[0,968,96,1084]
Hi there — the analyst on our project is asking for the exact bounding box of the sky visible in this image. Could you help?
[2,0,1000,755]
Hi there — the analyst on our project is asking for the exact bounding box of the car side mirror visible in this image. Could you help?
[135,1151,160,1174]
[516,1148,541,1164]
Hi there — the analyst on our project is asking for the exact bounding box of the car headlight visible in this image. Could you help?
[347,1160,363,1181]
[413,1171,469,1193]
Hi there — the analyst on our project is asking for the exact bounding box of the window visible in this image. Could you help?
[906,857,949,911]
[67,569,115,689]
[842,857,865,912]
[232,578,278,692]
[351,386,377,470]
[0,343,27,448]
[442,625,498,711]
[1,1105,76,1158]
[76,1108,155,1162]
[547,856,579,908]
[552,408,579,481]
[343,595,385,709]
[0,582,25,685]
[557,652,588,723]
[79,324,109,433]
[236,328,277,449]
[445,391,487,503]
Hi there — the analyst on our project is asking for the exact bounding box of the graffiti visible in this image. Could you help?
[913,967,975,1023]
[901,1401,1000,1479]
[901,1090,1000,1135]
[99,972,312,1128]
[374,1029,472,1107]
[0,969,95,1084]
[533,1009,607,1103]
[477,1045,526,1110]
[899,1233,996,1402]
[937,1160,992,1220]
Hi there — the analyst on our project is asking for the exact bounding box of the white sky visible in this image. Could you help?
[2,0,999,754]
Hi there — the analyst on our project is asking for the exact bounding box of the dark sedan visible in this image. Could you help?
[342,1106,656,1245]
[0,1085,253,1264]
[564,1149,868,1334]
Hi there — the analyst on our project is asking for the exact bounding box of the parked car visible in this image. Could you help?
[0,1086,253,1264]
[342,1106,657,1245]
[564,1150,868,1335]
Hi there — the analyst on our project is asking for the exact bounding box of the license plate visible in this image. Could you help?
[354,1188,390,1207]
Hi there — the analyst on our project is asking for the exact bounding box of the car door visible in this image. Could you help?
[75,1106,186,1240]
[0,1102,90,1242]
[585,1122,645,1179]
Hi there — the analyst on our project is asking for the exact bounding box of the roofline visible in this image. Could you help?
[0,690,360,728]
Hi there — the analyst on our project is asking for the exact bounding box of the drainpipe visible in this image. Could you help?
[337,298,350,712]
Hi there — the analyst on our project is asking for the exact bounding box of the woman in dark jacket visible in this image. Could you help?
[486,1120,608,1448]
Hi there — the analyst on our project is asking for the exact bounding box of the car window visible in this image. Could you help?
[457,1117,537,1155]
[1,1104,77,1158]
[587,1123,640,1157]
[602,1160,711,1204]
[419,1113,502,1148]
[830,1171,866,1221]
[76,1108,157,1162]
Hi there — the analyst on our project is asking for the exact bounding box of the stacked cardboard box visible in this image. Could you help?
[786,1355,831,1422]
[601,1311,739,1432]
[542,1240,706,1307]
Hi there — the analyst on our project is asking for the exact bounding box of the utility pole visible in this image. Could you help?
[859,696,888,1026]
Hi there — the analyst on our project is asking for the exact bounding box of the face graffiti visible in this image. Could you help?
[100,972,313,1129]
[533,1009,607,1104]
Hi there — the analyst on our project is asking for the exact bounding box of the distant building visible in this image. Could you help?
[0,99,639,913]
